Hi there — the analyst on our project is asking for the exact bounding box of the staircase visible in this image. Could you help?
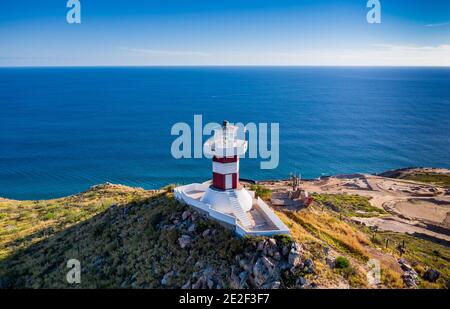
[226,190,252,227]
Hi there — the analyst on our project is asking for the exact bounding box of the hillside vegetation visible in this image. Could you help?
[379,168,450,187]
[0,184,448,289]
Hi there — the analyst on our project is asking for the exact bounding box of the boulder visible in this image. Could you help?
[295,277,307,288]
[188,223,196,233]
[398,259,419,288]
[229,273,240,289]
[239,271,249,286]
[423,269,440,283]
[238,258,250,271]
[302,259,315,274]
[262,256,276,274]
[273,251,281,261]
[398,259,413,272]
[181,280,191,289]
[194,261,204,270]
[253,258,269,287]
[288,248,302,268]
[161,271,174,286]
[326,256,335,269]
[181,210,190,221]
[262,281,281,289]
[282,245,290,257]
[202,229,211,237]
[257,240,266,251]
[178,235,192,249]
[192,275,207,289]
[402,271,419,288]
[207,279,215,289]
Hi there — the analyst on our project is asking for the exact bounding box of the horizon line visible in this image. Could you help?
[1,64,450,69]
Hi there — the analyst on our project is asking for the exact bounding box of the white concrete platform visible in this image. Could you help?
[174,182,290,236]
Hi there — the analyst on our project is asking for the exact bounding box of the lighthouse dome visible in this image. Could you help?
[201,187,253,214]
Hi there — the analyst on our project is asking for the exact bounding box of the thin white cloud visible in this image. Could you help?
[221,44,450,66]
[425,22,450,27]
[115,44,450,66]
[371,43,450,52]
[119,47,211,57]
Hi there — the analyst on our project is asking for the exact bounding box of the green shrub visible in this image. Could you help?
[249,184,272,200]
[162,184,177,193]
[275,234,294,247]
[335,256,350,269]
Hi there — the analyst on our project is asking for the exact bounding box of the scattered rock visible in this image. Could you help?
[192,275,207,289]
[273,251,281,261]
[301,259,315,274]
[253,258,269,286]
[423,269,440,283]
[182,211,190,221]
[326,256,335,269]
[239,271,249,286]
[257,240,266,251]
[181,280,191,289]
[178,235,192,249]
[288,248,302,268]
[194,261,204,270]
[262,256,276,274]
[399,259,419,288]
[295,277,307,288]
[262,281,281,289]
[230,273,240,289]
[207,279,215,289]
[188,223,196,233]
[398,259,413,272]
[161,271,174,286]
[202,229,211,237]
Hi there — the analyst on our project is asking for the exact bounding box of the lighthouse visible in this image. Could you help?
[173,120,290,236]
[201,121,253,227]
[210,121,243,190]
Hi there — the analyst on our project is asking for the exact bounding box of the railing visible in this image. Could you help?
[174,184,289,236]
[174,184,237,226]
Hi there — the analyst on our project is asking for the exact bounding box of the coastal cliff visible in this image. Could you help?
[0,168,449,289]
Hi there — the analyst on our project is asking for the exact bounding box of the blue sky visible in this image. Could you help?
[1,0,449,66]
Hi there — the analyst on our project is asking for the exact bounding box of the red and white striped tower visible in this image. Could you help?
[212,155,239,190]
[204,121,247,191]
[202,120,253,224]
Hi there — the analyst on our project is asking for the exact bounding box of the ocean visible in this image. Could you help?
[0,67,449,200]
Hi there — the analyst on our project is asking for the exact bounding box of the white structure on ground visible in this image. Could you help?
[174,121,289,236]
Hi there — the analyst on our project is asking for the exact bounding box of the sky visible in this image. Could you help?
[0,0,449,66]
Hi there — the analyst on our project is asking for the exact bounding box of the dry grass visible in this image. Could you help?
[285,206,371,262]
[0,184,156,260]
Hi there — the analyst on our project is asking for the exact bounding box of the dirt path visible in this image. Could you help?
[261,172,450,243]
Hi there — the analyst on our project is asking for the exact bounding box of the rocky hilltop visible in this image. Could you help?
[0,168,449,289]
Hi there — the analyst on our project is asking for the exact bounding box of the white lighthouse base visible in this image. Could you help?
[201,187,253,227]
[201,187,252,213]
[174,182,290,236]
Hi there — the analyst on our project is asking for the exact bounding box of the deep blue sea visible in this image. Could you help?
[0,67,449,200]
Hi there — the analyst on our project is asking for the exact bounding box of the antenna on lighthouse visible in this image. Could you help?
[222,120,229,143]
